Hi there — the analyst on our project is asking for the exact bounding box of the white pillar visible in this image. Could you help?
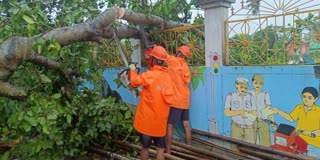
[197,0,234,136]
[198,0,234,66]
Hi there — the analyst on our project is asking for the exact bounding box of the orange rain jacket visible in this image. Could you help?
[166,55,191,109]
[130,65,174,137]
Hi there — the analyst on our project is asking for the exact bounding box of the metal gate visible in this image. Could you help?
[225,0,320,65]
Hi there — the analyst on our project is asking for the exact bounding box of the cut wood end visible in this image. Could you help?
[117,8,125,18]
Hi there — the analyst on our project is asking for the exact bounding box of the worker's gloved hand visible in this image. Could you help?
[129,64,136,70]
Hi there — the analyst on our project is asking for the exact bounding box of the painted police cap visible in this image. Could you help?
[236,77,249,83]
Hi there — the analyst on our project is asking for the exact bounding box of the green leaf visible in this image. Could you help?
[47,113,57,120]
[56,140,64,145]
[0,151,10,160]
[87,129,94,137]
[18,112,24,121]
[64,150,69,155]
[52,93,62,99]
[27,111,33,116]
[105,122,111,132]
[191,77,199,91]
[42,141,53,149]
[125,110,132,119]
[36,143,42,152]
[54,42,61,51]
[48,44,56,50]
[88,6,97,12]
[199,75,205,85]
[114,112,123,122]
[25,116,38,127]
[43,126,50,134]
[32,43,43,54]
[56,105,65,114]
[84,108,88,114]
[97,122,105,131]
[75,134,82,142]
[22,122,31,132]
[8,7,19,15]
[38,117,46,125]
[67,114,72,124]
[40,74,52,83]
[22,15,35,24]
[198,67,206,73]
[2,127,9,134]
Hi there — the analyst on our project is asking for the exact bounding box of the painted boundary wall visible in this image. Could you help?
[213,65,320,157]
[103,65,320,157]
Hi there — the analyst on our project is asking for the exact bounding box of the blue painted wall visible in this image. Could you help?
[214,65,320,157]
[215,66,316,132]
[102,68,140,105]
[103,65,320,157]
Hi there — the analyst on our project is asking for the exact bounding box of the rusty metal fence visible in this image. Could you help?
[225,0,320,65]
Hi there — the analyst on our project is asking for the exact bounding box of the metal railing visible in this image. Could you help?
[225,0,320,65]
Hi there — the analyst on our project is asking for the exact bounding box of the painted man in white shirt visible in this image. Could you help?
[224,77,257,150]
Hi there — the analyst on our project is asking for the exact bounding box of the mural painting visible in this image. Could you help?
[250,74,275,147]
[219,0,320,157]
[102,66,320,158]
[221,69,320,158]
[224,77,256,150]
[271,86,320,153]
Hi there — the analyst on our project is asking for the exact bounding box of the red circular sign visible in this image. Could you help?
[213,55,218,61]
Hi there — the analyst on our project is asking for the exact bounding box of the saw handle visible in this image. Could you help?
[117,63,140,84]
[128,62,140,73]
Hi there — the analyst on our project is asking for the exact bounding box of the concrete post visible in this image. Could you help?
[197,0,234,135]
[197,0,234,66]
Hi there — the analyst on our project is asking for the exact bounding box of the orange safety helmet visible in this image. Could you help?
[146,45,168,61]
[178,46,191,58]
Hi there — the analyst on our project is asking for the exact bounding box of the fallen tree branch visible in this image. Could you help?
[0,6,195,100]
[0,136,23,152]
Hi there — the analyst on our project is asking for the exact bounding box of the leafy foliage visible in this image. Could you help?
[0,87,134,159]
[0,0,136,159]
[0,0,204,158]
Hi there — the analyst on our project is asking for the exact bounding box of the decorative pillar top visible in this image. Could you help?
[197,0,235,9]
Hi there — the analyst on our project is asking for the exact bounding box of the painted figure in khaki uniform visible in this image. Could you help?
[165,46,192,154]
[224,77,257,150]
[129,45,175,160]
[249,74,276,147]
[272,87,320,148]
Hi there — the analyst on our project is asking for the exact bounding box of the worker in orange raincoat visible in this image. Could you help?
[165,45,192,154]
[129,45,175,160]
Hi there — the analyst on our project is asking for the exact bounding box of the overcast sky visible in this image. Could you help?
[229,0,320,19]
[222,0,320,36]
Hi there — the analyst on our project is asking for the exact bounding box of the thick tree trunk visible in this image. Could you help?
[0,7,188,99]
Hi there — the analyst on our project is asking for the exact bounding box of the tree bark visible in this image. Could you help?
[0,7,189,99]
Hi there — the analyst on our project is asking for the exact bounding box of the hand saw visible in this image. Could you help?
[112,26,139,98]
